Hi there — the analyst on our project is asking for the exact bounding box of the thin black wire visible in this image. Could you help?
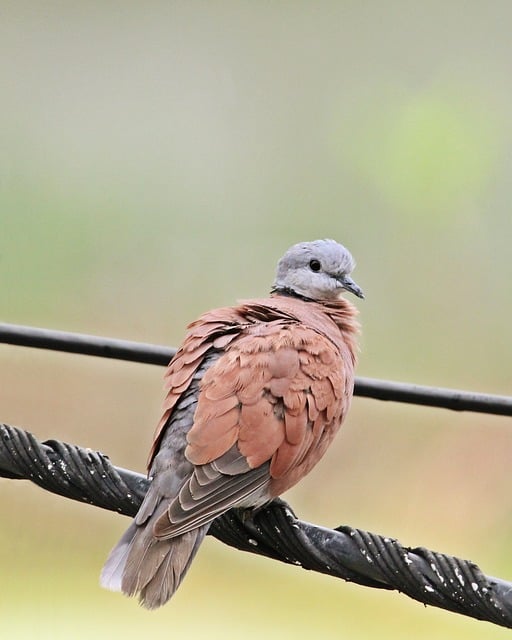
[1,421,512,628]
[1,322,511,416]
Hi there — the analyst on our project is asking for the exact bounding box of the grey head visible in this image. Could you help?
[273,239,364,301]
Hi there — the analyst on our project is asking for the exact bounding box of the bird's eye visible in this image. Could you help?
[309,259,321,272]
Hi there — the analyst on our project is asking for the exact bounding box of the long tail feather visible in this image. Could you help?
[101,516,209,609]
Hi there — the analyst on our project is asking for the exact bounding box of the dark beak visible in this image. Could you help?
[339,275,364,299]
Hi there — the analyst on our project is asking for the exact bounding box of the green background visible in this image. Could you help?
[2,2,511,638]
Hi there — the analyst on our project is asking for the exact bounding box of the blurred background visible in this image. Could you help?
[1,2,512,638]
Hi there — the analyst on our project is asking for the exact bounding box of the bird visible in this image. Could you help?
[101,238,363,609]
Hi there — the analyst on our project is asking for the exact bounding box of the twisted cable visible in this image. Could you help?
[1,422,511,628]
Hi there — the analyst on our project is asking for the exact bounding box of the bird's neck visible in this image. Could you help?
[269,289,360,364]
[269,286,316,303]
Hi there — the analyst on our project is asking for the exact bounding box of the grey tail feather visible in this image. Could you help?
[100,521,139,593]
[101,519,209,609]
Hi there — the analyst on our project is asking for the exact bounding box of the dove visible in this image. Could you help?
[101,238,363,608]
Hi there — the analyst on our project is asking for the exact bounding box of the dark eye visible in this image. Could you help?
[309,259,321,272]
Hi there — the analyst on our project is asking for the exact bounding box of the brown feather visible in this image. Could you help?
[103,288,360,609]
[284,410,307,445]
[183,296,358,497]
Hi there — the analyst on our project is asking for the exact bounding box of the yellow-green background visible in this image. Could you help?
[2,2,512,638]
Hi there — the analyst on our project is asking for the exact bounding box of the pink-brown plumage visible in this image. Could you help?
[101,239,362,609]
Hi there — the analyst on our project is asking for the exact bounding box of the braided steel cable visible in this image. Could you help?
[1,422,512,628]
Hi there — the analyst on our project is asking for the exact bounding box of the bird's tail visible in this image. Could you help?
[100,514,209,609]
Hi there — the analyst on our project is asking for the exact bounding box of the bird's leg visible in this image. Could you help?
[235,498,296,535]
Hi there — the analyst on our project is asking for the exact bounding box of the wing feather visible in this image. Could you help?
[153,456,270,539]
[149,298,356,543]
[183,321,350,498]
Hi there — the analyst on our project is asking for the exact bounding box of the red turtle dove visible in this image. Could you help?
[101,239,363,608]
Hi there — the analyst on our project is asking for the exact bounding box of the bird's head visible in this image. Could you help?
[273,239,364,301]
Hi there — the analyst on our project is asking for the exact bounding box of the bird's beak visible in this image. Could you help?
[339,275,365,299]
